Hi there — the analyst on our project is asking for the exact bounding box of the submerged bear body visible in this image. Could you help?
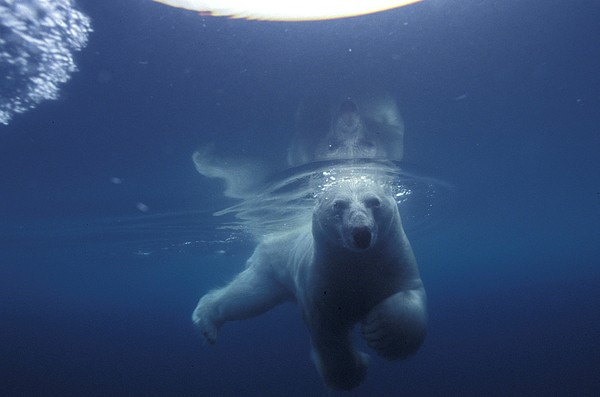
[193,178,427,390]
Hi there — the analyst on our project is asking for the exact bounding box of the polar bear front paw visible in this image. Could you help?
[361,290,426,359]
[192,299,220,344]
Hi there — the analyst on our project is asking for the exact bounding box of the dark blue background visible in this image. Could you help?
[1,0,599,395]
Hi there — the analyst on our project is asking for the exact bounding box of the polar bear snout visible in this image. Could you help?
[345,214,377,250]
[351,226,372,250]
[333,202,379,251]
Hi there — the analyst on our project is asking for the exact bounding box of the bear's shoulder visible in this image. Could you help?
[248,224,313,275]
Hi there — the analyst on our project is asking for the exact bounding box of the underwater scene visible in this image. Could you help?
[1,0,599,395]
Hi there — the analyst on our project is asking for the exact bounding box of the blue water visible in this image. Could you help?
[1,0,599,395]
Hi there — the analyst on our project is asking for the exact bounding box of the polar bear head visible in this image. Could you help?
[313,178,399,252]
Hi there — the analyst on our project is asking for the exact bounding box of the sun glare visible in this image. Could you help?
[153,0,423,21]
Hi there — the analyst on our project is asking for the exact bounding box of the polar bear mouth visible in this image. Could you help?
[351,226,372,250]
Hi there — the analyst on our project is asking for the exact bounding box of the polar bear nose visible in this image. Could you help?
[352,226,372,250]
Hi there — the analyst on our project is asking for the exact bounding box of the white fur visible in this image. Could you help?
[192,178,426,390]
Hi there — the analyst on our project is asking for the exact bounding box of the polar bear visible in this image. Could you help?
[193,177,427,390]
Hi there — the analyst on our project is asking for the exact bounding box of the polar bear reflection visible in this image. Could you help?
[191,95,426,390]
[288,93,405,166]
[317,99,377,159]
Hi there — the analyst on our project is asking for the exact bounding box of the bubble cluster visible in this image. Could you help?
[0,0,91,125]
[315,168,391,199]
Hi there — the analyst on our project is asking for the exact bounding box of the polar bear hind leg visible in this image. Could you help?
[308,325,369,390]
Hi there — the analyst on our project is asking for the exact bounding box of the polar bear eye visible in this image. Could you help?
[332,199,349,212]
[364,196,381,209]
